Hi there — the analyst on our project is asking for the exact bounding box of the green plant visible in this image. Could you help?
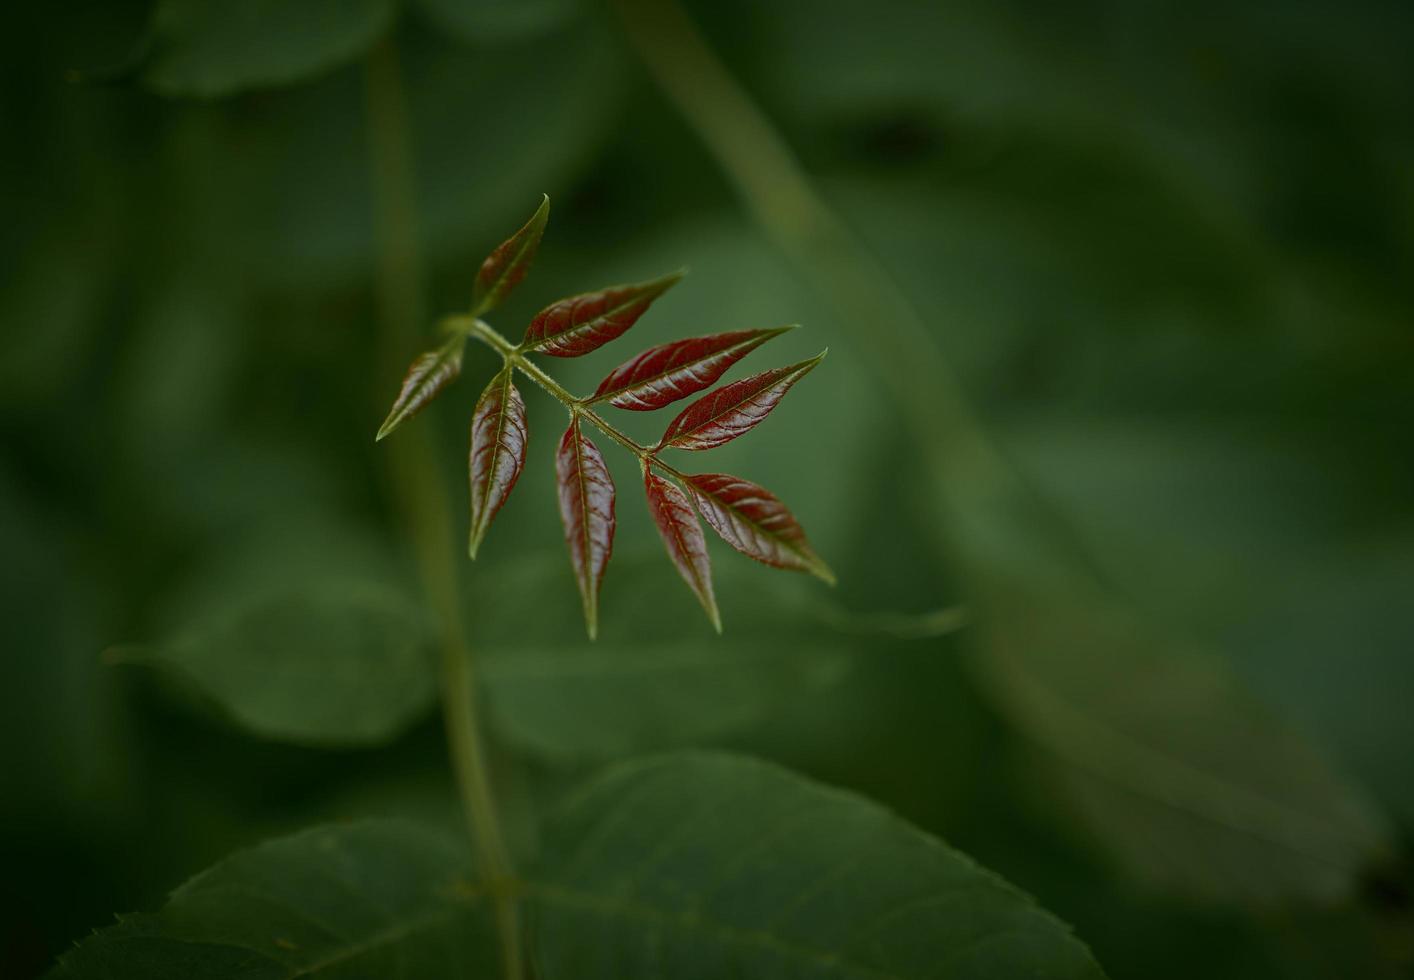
[55,201,1106,980]
[377,195,833,636]
[30,1,1409,978]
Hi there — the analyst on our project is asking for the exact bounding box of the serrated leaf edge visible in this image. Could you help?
[523,269,686,356]
[468,368,527,558]
[685,474,836,585]
[592,325,796,410]
[656,350,826,452]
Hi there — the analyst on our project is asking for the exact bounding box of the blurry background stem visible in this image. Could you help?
[609,0,995,477]
[609,0,1108,586]
[363,38,523,980]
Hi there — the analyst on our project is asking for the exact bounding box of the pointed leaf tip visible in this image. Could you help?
[467,369,529,558]
[473,195,550,316]
[658,353,824,452]
[684,473,833,583]
[591,326,796,411]
[557,420,616,640]
[645,469,719,630]
[376,335,466,442]
[523,271,683,358]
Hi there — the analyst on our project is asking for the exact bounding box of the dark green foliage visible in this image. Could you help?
[4,0,1413,977]
[110,583,437,746]
[533,752,1105,979]
[52,822,495,978]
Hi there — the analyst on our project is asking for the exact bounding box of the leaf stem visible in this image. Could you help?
[461,317,691,480]
[364,39,523,980]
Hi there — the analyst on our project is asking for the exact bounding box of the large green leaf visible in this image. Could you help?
[971,567,1393,906]
[931,416,1399,904]
[531,752,1106,979]
[154,18,622,290]
[53,820,494,978]
[140,0,394,97]
[114,582,436,747]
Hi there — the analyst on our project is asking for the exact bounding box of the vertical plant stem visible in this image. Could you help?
[364,38,523,980]
[608,0,1111,585]
[608,0,997,475]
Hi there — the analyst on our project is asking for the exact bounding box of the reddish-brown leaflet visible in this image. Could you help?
[377,196,832,636]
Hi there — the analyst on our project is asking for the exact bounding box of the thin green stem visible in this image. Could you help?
[364,40,522,980]
[458,316,691,479]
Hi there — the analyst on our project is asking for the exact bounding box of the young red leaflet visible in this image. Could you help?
[590,327,794,411]
[657,352,825,452]
[521,271,682,358]
[375,334,465,441]
[644,469,720,632]
[472,194,549,316]
[685,473,835,584]
[556,421,616,639]
[467,368,529,558]
[379,196,834,633]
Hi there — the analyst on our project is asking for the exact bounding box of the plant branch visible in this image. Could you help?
[455,316,691,480]
[364,39,523,980]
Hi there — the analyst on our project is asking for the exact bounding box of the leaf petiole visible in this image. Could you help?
[465,317,690,481]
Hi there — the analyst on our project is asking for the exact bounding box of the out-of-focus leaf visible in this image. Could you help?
[975,575,1393,906]
[413,0,580,43]
[591,327,793,411]
[658,353,825,451]
[532,752,1106,979]
[1228,537,1414,826]
[138,0,395,98]
[644,470,719,632]
[472,553,852,763]
[144,20,621,290]
[111,583,435,747]
[554,419,616,639]
[52,820,493,978]
[467,367,529,558]
[485,639,849,765]
[376,334,466,441]
[685,472,834,583]
[522,271,683,357]
[472,193,549,316]
[978,417,1410,884]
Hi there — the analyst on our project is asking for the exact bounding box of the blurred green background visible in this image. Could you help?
[3,0,1412,976]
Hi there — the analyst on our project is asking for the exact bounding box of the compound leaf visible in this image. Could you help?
[53,820,494,979]
[685,473,834,584]
[522,271,682,357]
[591,327,793,411]
[468,367,529,558]
[532,752,1106,980]
[555,420,616,639]
[644,470,719,632]
[376,333,466,442]
[473,194,549,316]
[658,353,825,452]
